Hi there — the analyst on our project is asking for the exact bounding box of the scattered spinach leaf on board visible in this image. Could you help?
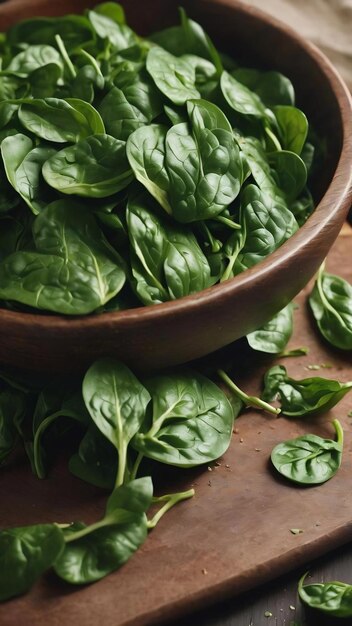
[298,573,352,617]
[309,264,352,350]
[271,419,343,485]
[262,365,352,417]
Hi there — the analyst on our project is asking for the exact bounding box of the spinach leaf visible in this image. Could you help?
[298,573,352,617]
[98,78,162,141]
[18,98,104,143]
[262,365,352,417]
[54,477,152,584]
[127,100,242,222]
[268,150,307,201]
[88,8,138,51]
[228,184,298,276]
[273,105,308,155]
[32,389,89,479]
[42,134,132,197]
[151,7,222,74]
[82,359,150,486]
[0,385,27,464]
[271,419,343,485]
[6,45,63,76]
[69,424,117,490]
[221,70,267,118]
[146,47,200,105]
[247,304,293,353]
[29,63,63,98]
[231,68,295,106]
[1,133,55,214]
[132,370,235,467]
[127,194,213,305]
[0,524,65,601]
[309,265,352,350]
[7,16,93,51]
[0,201,126,314]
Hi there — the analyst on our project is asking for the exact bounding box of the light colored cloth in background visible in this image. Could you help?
[242,0,352,89]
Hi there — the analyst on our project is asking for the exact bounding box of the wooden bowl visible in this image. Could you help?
[0,0,351,375]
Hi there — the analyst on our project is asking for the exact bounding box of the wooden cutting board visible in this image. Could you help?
[1,226,352,626]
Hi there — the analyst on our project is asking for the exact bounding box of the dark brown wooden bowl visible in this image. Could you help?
[0,0,351,375]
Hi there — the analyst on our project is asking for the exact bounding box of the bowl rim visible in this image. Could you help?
[0,0,351,331]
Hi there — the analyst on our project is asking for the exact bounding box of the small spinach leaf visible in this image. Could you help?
[309,265,352,350]
[247,304,293,353]
[0,524,65,601]
[146,47,200,105]
[271,419,343,485]
[82,359,150,486]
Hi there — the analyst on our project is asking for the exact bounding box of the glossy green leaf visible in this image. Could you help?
[232,68,295,106]
[247,304,293,353]
[268,150,307,201]
[271,419,343,485]
[146,47,200,105]
[231,184,298,275]
[273,105,308,155]
[132,370,235,467]
[299,573,352,617]
[127,193,213,305]
[54,477,152,584]
[221,70,267,117]
[98,79,162,141]
[7,16,93,51]
[82,359,150,486]
[151,8,222,74]
[262,364,352,417]
[1,133,55,214]
[18,98,104,143]
[69,424,117,490]
[309,266,352,350]
[88,8,137,50]
[7,45,63,75]
[0,524,65,601]
[42,134,132,197]
[0,201,126,314]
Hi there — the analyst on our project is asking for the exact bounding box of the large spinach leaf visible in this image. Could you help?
[42,134,132,197]
[0,201,126,314]
[132,370,235,467]
[54,477,153,584]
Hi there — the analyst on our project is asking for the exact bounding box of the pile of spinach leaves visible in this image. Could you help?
[0,2,319,315]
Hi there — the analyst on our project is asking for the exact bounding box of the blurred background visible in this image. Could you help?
[242,0,352,89]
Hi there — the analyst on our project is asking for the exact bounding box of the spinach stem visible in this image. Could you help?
[265,126,282,151]
[147,488,195,529]
[78,49,104,78]
[33,410,63,479]
[130,452,144,480]
[115,439,128,488]
[214,215,241,230]
[55,34,77,79]
[218,369,280,415]
[332,419,344,447]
